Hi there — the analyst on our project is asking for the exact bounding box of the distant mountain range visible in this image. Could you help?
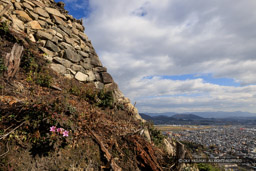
[143,111,256,118]
[140,113,204,125]
[140,113,203,120]
[140,113,256,125]
[171,114,204,120]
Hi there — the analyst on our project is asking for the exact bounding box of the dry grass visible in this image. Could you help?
[0,21,175,171]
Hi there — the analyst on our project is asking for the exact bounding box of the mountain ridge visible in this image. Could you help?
[145,111,256,118]
[140,113,256,125]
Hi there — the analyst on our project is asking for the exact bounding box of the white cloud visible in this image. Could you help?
[79,0,256,113]
[133,77,256,113]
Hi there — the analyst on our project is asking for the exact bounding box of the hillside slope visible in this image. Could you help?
[0,0,197,170]
[0,21,167,171]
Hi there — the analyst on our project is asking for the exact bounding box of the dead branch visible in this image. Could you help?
[4,43,24,80]
[50,85,62,91]
[85,125,122,171]
[128,135,163,171]
[0,121,25,140]
[0,142,9,157]
[120,128,143,137]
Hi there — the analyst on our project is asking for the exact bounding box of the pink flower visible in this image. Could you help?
[63,130,69,137]
[57,128,64,134]
[50,126,56,132]
[51,127,69,137]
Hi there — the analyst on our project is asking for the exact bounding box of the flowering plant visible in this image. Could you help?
[50,126,69,137]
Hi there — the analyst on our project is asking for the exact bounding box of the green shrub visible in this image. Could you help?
[69,85,114,108]
[84,88,97,102]
[1,101,76,157]
[97,90,114,108]
[20,49,52,87]
[35,70,52,87]
[69,86,81,96]
[148,124,166,147]
[0,58,6,73]
[0,21,9,33]
[197,163,221,171]
[20,50,38,72]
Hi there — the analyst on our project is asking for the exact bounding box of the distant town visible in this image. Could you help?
[162,125,256,169]
[141,113,256,170]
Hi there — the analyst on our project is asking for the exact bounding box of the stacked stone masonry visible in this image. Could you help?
[0,0,144,121]
[0,0,113,87]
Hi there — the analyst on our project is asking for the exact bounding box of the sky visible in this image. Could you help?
[57,0,256,114]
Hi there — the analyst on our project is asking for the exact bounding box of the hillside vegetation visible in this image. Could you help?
[0,22,173,170]
[0,0,198,170]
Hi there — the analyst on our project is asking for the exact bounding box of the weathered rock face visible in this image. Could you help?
[0,0,144,121]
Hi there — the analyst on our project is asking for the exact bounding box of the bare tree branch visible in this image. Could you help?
[0,121,25,140]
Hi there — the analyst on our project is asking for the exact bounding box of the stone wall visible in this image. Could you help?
[0,0,143,121]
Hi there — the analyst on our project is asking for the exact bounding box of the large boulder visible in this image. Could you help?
[58,25,72,37]
[70,64,85,73]
[50,64,66,74]
[34,7,50,18]
[22,2,33,10]
[53,57,72,68]
[27,10,39,20]
[86,70,96,82]
[64,47,81,63]
[75,72,88,82]
[163,139,176,156]
[11,15,24,31]
[101,72,113,84]
[91,55,102,66]
[53,15,67,26]
[27,21,42,30]
[45,7,67,19]
[78,50,89,58]
[36,30,53,40]
[45,40,60,52]
[14,10,32,22]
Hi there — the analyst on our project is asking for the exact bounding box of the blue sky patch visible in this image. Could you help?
[55,0,91,19]
[143,74,240,87]
[132,7,147,17]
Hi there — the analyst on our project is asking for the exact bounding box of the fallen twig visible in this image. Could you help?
[128,135,163,171]
[0,121,25,140]
[0,142,9,157]
[119,128,143,137]
[85,125,122,171]
[50,85,62,91]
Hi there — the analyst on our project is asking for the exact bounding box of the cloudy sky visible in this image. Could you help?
[57,0,256,114]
